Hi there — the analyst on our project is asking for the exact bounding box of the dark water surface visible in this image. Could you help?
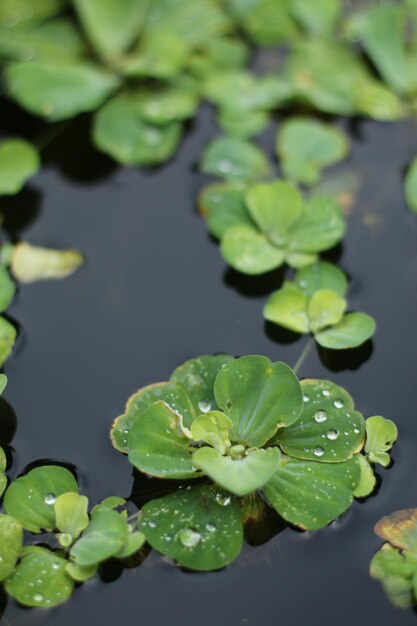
[1,106,417,626]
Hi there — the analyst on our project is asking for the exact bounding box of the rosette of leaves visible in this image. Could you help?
[1,464,145,607]
[198,179,346,275]
[111,354,394,571]
[264,261,376,350]
[0,0,249,167]
[370,506,417,609]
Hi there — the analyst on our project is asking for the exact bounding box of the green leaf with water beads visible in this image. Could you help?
[5,60,121,122]
[353,454,376,498]
[0,447,7,497]
[190,411,232,455]
[370,544,415,609]
[121,31,189,79]
[346,4,412,97]
[170,354,234,416]
[55,493,89,541]
[200,136,270,182]
[192,447,280,496]
[111,381,196,453]
[93,93,182,166]
[315,312,376,349]
[70,509,128,566]
[72,0,149,58]
[11,242,83,283]
[364,416,398,467]
[198,182,252,239]
[0,0,66,29]
[0,514,23,581]
[0,316,16,367]
[277,379,365,463]
[5,547,74,608]
[221,182,346,275]
[263,282,309,333]
[128,401,196,479]
[263,454,360,530]
[4,465,78,533]
[404,157,417,214]
[214,356,303,447]
[140,485,243,570]
[290,0,342,36]
[0,139,40,196]
[277,117,349,187]
[0,267,15,314]
[294,260,348,298]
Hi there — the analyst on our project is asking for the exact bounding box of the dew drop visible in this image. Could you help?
[198,400,211,414]
[353,428,360,434]
[148,521,157,529]
[326,429,339,440]
[314,410,327,423]
[44,493,56,505]
[215,494,231,507]
[333,400,344,409]
[178,528,201,548]
[33,593,44,603]
[303,394,310,402]
[206,523,216,532]
[314,446,324,457]
[322,389,330,397]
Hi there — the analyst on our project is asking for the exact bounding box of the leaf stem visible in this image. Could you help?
[293,338,314,376]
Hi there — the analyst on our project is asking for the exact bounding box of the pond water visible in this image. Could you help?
[1,101,417,625]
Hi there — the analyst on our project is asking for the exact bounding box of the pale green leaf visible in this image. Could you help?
[365,415,398,467]
[11,242,83,283]
[315,312,376,349]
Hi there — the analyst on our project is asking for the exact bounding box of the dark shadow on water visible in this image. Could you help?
[0,588,8,622]
[130,469,206,510]
[264,320,301,345]
[99,559,124,584]
[0,188,42,238]
[223,266,285,298]
[318,340,373,372]
[244,506,286,547]
[0,398,17,447]
[320,243,344,266]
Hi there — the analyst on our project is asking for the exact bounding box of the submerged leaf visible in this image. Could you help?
[11,242,83,283]
[0,139,40,195]
[140,485,243,570]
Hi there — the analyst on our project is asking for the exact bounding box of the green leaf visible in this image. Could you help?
[115,531,146,559]
[66,562,97,582]
[0,139,40,195]
[140,485,243,571]
[277,117,349,186]
[0,0,66,29]
[0,267,15,313]
[245,180,303,244]
[200,136,270,182]
[290,0,342,35]
[72,0,149,58]
[121,32,188,79]
[0,316,16,367]
[0,447,7,497]
[229,0,299,46]
[11,242,83,283]
[188,38,249,78]
[315,312,376,349]
[5,547,74,607]
[4,465,78,533]
[289,196,346,256]
[198,182,252,239]
[308,289,346,334]
[5,60,120,121]
[55,493,89,540]
[214,355,303,447]
[91,496,126,516]
[192,446,280,496]
[294,261,348,298]
[404,156,417,214]
[218,108,269,139]
[134,82,199,126]
[127,401,196,479]
[365,415,398,467]
[170,354,234,415]
[70,509,128,566]
[0,514,23,582]
[353,454,376,498]
[263,454,360,530]
[370,544,414,609]
[263,282,309,334]
[111,380,196,453]
[0,374,7,395]
[374,509,417,552]
[93,93,182,166]
[278,379,365,463]
[221,223,286,275]
[190,411,232,455]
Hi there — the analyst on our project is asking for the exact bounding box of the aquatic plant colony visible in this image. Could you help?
[0,0,415,612]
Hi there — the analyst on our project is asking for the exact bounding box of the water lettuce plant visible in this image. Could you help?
[199,180,345,275]
[264,261,376,350]
[110,353,396,570]
[1,464,145,607]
